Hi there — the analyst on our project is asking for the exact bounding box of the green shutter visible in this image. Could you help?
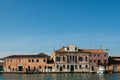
[0,66,3,71]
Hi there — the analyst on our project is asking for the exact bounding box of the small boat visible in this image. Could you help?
[97,66,105,74]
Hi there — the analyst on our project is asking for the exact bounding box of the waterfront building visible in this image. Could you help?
[2,43,109,73]
[108,56,120,72]
[51,44,90,72]
[0,59,4,71]
[51,44,108,72]
[3,53,54,72]
[88,49,108,72]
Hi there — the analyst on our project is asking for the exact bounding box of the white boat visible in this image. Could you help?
[97,66,105,74]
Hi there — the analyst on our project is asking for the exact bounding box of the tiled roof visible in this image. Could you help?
[55,47,106,53]
[4,53,50,59]
[81,49,106,53]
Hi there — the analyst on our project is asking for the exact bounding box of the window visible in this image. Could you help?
[75,47,77,50]
[36,59,39,62]
[89,54,92,57]
[85,57,87,61]
[67,56,69,63]
[94,54,96,57]
[28,66,30,69]
[94,60,96,63]
[70,56,72,62]
[73,56,74,62]
[98,54,100,57]
[63,56,65,62]
[32,59,34,62]
[28,59,31,62]
[67,65,69,69]
[8,66,10,69]
[13,68,14,71]
[67,47,69,50]
[75,56,77,63]
[39,66,41,69]
[34,66,36,70]
[63,65,65,69]
[48,66,52,71]
[44,66,47,69]
[79,56,83,61]
[57,65,59,69]
[75,65,77,69]
[79,65,82,69]
[104,54,107,57]
[86,65,88,68]
[98,60,100,64]
[44,59,46,62]
[89,60,92,63]
[104,60,107,64]
[56,56,60,61]
[28,66,30,71]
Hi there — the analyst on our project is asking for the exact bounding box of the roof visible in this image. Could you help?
[4,53,50,59]
[47,59,54,64]
[109,56,120,59]
[108,56,120,65]
[55,47,106,54]
[81,49,106,53]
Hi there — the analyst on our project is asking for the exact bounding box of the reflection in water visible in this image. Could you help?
[97,74,105,80]
[1,73,120,80]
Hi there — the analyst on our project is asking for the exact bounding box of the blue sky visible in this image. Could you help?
[0,0,120,57]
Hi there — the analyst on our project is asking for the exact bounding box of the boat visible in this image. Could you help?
[97,66,105,74]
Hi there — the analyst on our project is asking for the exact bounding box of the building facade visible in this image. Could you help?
[51,44,108,72]
[51,44,90,72]
[108,56,120,72]
[0,59,4,71]
[88,49,108,72]
[4,53,54,72]
[2,44,109,73]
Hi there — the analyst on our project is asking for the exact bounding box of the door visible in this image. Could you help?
[92,66,94,71]
[0,66,3,71]
[18,66,23,71]
[60,66,62,71]
[113,65,117,72]
[71,65,74,71]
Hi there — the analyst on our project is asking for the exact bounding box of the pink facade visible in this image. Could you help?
[89,51,108,72]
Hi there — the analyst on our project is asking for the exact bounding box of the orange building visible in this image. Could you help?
[4,53,54,72]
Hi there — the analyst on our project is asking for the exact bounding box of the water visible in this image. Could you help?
[0,73,120,80]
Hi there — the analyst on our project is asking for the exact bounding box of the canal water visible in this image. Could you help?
[0,73,120,80]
